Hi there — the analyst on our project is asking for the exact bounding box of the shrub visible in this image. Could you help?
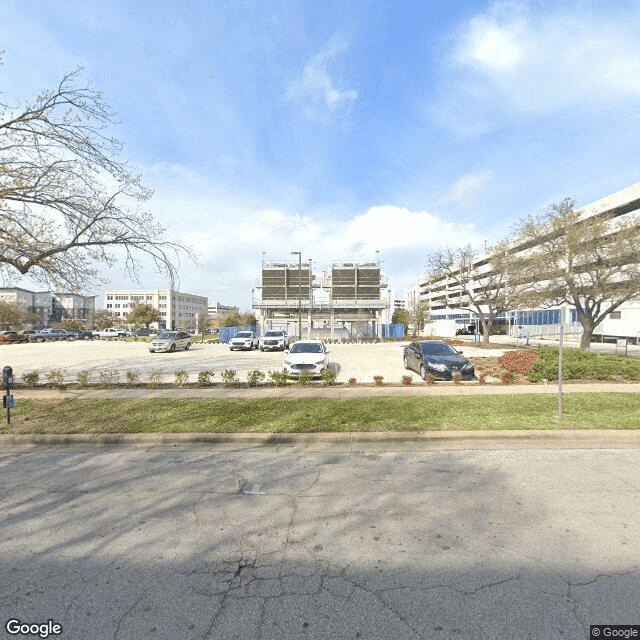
[76,370,91,388]
[246,369,265,387]
[401,375,412,386]
[46,369,65,388]
[321,368,338,386]
[268,370,289,387]
[426,373,434,386]
[296,372,314,387]
[174,370,189,386]
[453,373,461,385]
[125,371,140,388]
[98,369,120,388]
[221,369,239,387]
[348,377,357,385]
[373,375,383,386]
[500,371,515,384]
[197,370,214,387]
[22,370,40,387]
[147,369,164,389]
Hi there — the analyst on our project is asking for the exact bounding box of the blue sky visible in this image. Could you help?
[3,0,640,309]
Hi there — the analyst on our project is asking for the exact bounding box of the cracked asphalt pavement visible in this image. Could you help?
[1,443,638,639]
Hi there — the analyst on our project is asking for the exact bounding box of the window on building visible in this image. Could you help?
[609,311,622,320]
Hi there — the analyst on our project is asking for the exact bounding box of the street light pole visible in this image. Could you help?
[291,251,302,340]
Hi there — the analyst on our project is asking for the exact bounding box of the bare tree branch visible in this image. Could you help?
[0,67,195,291]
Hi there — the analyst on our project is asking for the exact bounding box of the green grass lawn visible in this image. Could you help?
[3,394,639,434]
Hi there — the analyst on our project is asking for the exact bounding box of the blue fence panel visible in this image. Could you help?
[219,325,257,343]
[381,323,405,339]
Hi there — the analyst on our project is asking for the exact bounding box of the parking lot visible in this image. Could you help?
[0,339,509,386]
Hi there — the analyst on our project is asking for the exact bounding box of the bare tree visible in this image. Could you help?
[426,244,509,344]
[0,67,193,291]
[506,198,640,349]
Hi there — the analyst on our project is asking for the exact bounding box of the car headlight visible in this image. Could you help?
[426,361,448,371]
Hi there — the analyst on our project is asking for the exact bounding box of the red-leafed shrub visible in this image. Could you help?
[498,350,540,376]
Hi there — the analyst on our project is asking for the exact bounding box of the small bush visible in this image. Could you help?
[426,373,434,386]
[221,369,239,387]
[373,375,383,386]
[98,369,120,388]
[197,370,214,387]
[401,375,412,386]
[174,370,189,386]
[125,371,140,387]
[147,369,164,388]
[500,371,515,384]
[77,370,91,388]
[321,368,337,386]
[46,369,65,388]
[453,373,461,385]
[348,377,357,385]
[247,369,265,387]
[268,370,289,387]
[22,370,40,387]
[296,372,314,387]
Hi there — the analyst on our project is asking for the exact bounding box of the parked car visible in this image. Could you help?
[229,331,258,351]
[65,329,95,340]
[0,330,30,343]
[133,328,153,337]
[93,327,127,339]
[259,330,289,351]
[30,329,75,342]
[283,340,329,378]
[403,340,475,381]
[149,331,192,353]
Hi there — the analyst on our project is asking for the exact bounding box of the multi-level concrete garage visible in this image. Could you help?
[253,258,391,340]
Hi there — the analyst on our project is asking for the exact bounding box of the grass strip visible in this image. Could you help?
[3,394,639,434]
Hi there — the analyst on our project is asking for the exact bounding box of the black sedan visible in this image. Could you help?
[403,340,475,381]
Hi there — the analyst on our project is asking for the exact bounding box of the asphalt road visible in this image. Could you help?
[1,442,638,639]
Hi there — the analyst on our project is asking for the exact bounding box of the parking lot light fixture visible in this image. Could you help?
[291,251,302,340]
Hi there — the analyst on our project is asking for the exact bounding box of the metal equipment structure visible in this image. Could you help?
[253,257,391,340]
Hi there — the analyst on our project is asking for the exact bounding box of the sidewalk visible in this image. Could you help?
[12,381,640,399]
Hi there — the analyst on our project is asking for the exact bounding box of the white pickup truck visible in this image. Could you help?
[93,327,127,339]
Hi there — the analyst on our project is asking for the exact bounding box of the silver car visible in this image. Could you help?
[149,331,192,353]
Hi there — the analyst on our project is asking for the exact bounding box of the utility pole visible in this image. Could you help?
[291,251,302,340]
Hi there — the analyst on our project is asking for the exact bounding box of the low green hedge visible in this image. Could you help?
[527,346,640,382]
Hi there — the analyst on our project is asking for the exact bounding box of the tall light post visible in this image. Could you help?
[291,251,302,340]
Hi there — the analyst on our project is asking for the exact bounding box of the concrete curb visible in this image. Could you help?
[2,430,639,451]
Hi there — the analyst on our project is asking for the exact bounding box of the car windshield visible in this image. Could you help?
[420,342,458,356]
[158,332,177,339]
[290,342,323,354]
[236,332,253,338]
[265,331,283,337]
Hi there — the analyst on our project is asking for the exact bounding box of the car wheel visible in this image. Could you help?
[83,335,90,340]
[149,350,155,353]
[170,343,176,352]
[185,342,191,350]
[94,335,100,340]
[420,364,427,380]
[403,355,409,370]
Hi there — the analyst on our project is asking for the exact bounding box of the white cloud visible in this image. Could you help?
[442,171,493,207]
[445,1,640,125]
[287,35,357,118]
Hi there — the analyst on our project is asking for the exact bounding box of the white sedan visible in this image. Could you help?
[283,340,329,378]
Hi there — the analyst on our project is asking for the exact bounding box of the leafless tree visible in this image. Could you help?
[0,67,194,291]
[426,244,510,343]
[506,198,640,349]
